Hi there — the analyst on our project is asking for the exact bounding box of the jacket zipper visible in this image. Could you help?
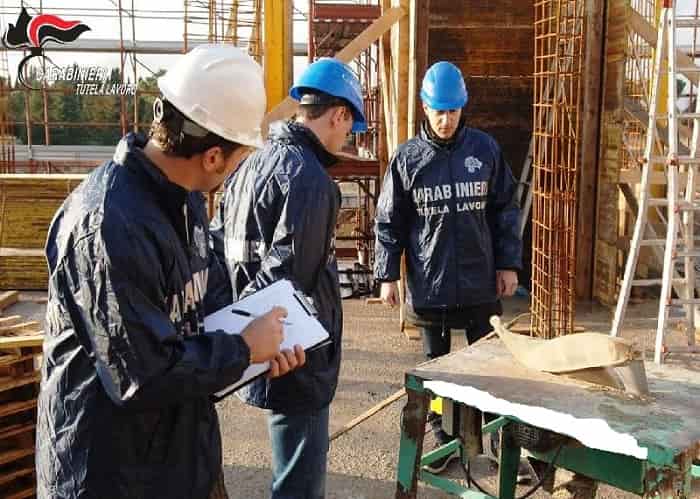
[446,148,459,307]
[183,203,190,248]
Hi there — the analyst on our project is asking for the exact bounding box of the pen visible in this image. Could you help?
[230,309,293,326]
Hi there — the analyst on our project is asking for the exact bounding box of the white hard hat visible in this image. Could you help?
[158,44,266,148]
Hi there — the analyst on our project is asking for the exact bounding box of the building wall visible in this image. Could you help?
[427,0,534,178]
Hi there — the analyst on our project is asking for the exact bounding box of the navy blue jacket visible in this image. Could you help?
[374,123,522,309]
[37,134,248,499]
[211,121,343,412]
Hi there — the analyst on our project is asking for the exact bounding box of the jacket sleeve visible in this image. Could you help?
[487,145,523,271]
[60,222,251,411]
[374,153,409,282]
[245,168,337,296]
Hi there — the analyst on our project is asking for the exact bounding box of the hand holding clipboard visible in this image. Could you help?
[203,279,331,400]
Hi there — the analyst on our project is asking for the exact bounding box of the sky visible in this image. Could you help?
[0,0,314,85]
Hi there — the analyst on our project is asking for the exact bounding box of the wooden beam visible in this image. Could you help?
[379,0,396,177]
[0,335,43,350]
[407,0,430,138]
[329,389,406,442]
[263,0,293,111]
[576,0,606,301]
[0,291,19,312]
[261,7,406,137]
[392,0,409,145]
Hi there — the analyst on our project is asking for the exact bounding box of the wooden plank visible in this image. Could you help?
[0,292,19,313]
[0,322,40,336]
[0,422,34,442]
[5,485,36,499]
[260,7,406,137]
[0,448,33,467]
[0,354,39,368]
[0,317,21,327]
[330,388,406,441]
[576,0,606,302]
[0,399,37,419]
[0,466,34,488]
[0,372,40,393]
[0,336,43,350]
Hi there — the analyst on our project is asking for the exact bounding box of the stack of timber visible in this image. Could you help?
[0,175,85,290]
[0,291,44,499]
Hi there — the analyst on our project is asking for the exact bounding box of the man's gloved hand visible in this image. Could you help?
[496,270,518,297]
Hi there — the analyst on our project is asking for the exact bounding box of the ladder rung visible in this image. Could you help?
[677,201,700,210]
[675,250,700,257]
[678,113,700,120]
[650,155,700,164]
[631,279,662,286]
[670,298,700,305]
[648,198,668,206]
[640,239,667,246]
[678,65,700,73]
[676,19,700,28]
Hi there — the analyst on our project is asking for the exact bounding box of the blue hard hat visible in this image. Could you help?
[420,61,468,111]
[290,58,367,133]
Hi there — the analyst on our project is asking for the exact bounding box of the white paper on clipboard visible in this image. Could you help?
[204,279,330,399]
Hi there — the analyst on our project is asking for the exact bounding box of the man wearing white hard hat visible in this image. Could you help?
[211,58,367,498]
[36,45,305,499]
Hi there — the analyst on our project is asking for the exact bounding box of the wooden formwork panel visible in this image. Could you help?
[0,175,84,291]
[0,251,46,291]
[0,175,84,249]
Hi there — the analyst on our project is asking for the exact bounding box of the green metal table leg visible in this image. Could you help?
[395,375,429,499]
[498,425,521,499]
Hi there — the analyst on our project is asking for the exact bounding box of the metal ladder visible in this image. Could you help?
[611,0,700,363]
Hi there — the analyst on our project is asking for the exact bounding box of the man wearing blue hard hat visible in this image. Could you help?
[374,61,522,472]
[211,57,366,498]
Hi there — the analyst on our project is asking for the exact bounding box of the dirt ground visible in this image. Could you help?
[6,294,700,498]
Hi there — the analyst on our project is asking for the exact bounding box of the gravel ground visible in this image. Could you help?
[5,293,700,498]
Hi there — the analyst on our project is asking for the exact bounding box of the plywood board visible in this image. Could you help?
[0,292,19,312]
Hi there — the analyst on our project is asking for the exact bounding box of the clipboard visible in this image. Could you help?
[204,279,331,400]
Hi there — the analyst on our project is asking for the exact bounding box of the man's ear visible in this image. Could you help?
[331,106,348,128]
[201,146,225,174]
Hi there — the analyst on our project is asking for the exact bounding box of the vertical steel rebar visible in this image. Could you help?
[532,0,584,338]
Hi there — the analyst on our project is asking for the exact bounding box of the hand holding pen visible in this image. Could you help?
[231,308,293,326]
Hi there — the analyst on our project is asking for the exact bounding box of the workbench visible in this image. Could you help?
[395,338,700,498]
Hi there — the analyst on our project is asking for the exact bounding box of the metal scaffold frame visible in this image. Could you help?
[0,0,274,173]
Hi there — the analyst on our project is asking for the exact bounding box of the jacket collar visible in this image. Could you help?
[268,120,338,167]
[113,133,190,212]
[419,119,467,150]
